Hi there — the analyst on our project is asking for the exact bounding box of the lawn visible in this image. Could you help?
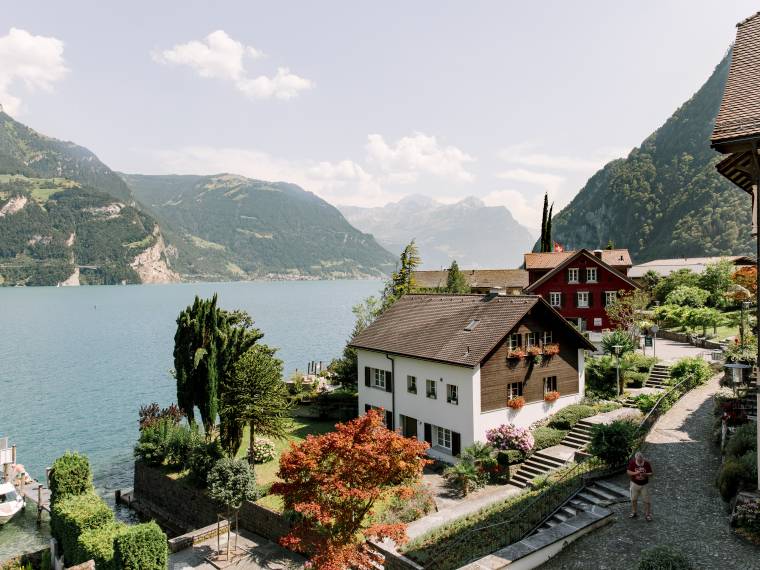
[234,417,336,511]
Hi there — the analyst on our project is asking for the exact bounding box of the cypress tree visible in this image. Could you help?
[539,193,549,251]
[545,204,553,252]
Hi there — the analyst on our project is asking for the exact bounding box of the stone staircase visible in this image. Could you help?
[560,419,594,450]
[533,480,629,534]
[645,364,671,389]
[510,449,570,489]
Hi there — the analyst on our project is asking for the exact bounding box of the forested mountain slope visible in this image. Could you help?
[549,54,754,262]
[121,173,395,280]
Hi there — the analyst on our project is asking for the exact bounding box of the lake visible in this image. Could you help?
[0,279,381,558]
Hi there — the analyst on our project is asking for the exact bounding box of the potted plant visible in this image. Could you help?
[526,345,542,358]
[543,343,560,356]
[507,396,525,410]
[507,347,525,360]
[544,390,560,403]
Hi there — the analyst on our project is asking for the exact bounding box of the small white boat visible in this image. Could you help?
[0,482,24,525]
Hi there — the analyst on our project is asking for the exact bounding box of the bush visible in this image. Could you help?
[504,450,524,465]
[546,405,596,430]
[637,545,692,569]
[113,521,168,570]
[249,439,276,463]
[588,420,639,466]
[735,499,760,535]
[187,438,225,487]
[133,419,174,466]
[625,371,648,388]
[601,329,636,355]
[632,393,660,413]
[374,484,436,524]
[740,450,759,484]
[532,427,567,451]
[138,402,182,430]
[592,401,623,413]
[443,459,483,496]
[665,285,709,308]
[726,422,757,459]
[717,460,754,501]
[166,423,201,470]
[51,492,115,566]
[622,352,656,372]
[486,424,534,454]
[585,355,619,399]
[669,357,712,390]
[77,521,127,570]
[49,452,93,507]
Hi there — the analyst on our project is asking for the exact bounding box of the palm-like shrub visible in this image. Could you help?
[601,329,636,356]
[443,460,481,496]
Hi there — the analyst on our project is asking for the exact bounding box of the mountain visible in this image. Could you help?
[340,195,535,269]
[548,54,754,262]
[0,111,177,286]
[120,173,395,280]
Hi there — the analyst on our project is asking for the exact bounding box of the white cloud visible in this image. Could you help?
[498,143,628,172]
[483,189,544,229]
[366,132,475,183]
[154,30,312,101]
[0,28,68,115]
[496,168,565,193]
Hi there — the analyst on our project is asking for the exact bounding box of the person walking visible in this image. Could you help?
[627,451,654,521]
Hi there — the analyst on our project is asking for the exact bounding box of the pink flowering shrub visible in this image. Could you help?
[486,423,534,454]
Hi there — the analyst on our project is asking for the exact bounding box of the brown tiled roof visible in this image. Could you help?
[349,294,594,367]
[524,249,639,292]
[712,12,760,146]
[524,249,632,270]
[413,269,529,290]
[629,256,756,278]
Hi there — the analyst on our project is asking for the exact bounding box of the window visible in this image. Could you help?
[605,291,617,306]
[544,376,558,394]
[577,291,589,308]
[568,268,579,283]
[549,292,562,307]
[426,379,437,399]
[508,333,522,350]
[586,267,597,282]
[524,332,540,347]
[507,381,523,399]
[447,384,458,405]
[543,331,553,344]
[373,368,386,389]
[435,426,452,450]
[407,375,417,394]
[464,319,480,331]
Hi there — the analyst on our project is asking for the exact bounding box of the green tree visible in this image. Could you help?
[383,240,421,308]
[539,194,554,252]
[220,344,292,464]
[699,259,734,307]
[173,295,262,434]
[207,458,258,560]
[605,289,651,335]
[653,269,701,303]
[446,260,470,293]
[685,306,725,337]
[665,285,710,307]
[640,270,661,292]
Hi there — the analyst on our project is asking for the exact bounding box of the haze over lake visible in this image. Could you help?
[0,280,381,492]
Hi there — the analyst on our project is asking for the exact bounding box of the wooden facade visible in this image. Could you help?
[480,305,580,413]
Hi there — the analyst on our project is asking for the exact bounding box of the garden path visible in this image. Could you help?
[539,376,760,569]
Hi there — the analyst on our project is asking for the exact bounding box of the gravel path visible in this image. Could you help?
[540,376,760,570]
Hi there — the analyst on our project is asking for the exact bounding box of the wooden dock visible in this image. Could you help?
[22,479,51,519]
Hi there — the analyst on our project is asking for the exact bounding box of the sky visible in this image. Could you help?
[0,1,757,229]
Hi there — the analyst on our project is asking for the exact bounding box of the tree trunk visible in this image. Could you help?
[248,422,256,478]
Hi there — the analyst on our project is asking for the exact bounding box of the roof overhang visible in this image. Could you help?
[350,345,476,368]
[714,145,760,194]
[524,249,640,292]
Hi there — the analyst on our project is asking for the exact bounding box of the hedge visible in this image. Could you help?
[49,451,93,507]
[113,521,168,570]
[624,371,648,388]
[77,521,127,570]
[531,427,567,451]
[51,492,115,566]
[547,405,596,430]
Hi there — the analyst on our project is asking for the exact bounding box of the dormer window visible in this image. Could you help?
[568,268,579,283]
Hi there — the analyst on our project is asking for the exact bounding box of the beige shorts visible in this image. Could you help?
[630,481,651,501]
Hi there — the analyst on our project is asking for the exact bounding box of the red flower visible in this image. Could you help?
[507,396,526,410]
[544,391,561,402]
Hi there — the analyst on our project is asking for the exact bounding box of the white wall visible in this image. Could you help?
[476,393,583,434]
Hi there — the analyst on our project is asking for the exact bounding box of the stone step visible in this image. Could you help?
[593,480,630,498]
[583,485,617,503]
[519,463,551,477]
[533,451,569,467]
[527,454,566,470]
[576,491,605,506]
[562,435,590,447]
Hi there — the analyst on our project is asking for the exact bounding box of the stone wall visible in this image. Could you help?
[659,329,723,350]
[133,462,290,542]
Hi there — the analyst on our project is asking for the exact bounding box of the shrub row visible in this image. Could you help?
[51,492,115,566]
[49,452,93,507]
[531,427,567,451]
[546,404,596,430]
[717,422,758,501]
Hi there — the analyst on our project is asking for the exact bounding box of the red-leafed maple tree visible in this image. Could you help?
[271,409,430,569]
[732,266,758,297]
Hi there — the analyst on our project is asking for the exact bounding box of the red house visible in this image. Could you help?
[523,249,638,332]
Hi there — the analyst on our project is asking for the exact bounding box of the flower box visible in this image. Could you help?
[507,348,525,359]
[507,396,525,410]
[543,343,560,356]
[544,391,561,402]
[526,345,543,358]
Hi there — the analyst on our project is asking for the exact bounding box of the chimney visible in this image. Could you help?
[593,249,603,259]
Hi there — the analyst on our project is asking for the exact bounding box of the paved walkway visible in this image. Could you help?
[646,337,712,363]
[539,376,760,570]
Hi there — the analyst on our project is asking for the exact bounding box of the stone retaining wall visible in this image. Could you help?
[133,462,290,543]
[659,329,723,349]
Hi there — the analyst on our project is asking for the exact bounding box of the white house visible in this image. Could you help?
[350,292,595,462]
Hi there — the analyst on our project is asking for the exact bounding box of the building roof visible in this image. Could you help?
[413,269,529,290]
[349,293,595,367]
[524,249,632,270]
[524,249,639,292]
[628,256,756,278]
[712,12,760,148]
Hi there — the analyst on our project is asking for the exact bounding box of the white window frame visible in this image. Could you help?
[426,379,437,399]
[373,368,386,389]
[543,331,553,344]
[544,376,558,394]
[407,375,417,394]
[435,426,452,450]
[524,332,539,347]
[508,333,522,350]
[549,292,562,307]
[577,291,589,308]
[586,267,598,283]
[605,291,617,305]
[446,384,458,405]
[568,267,579,283]
[507,381,523,400]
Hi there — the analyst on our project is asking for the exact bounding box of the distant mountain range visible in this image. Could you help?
[340,195,535,269]
[548,53,754,262]
[0,111,177,286]
[121,173,395,280]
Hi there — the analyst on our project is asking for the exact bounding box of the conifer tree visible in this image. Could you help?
[383,240,421,308]
[446,260,470,293]
[539,194,554,252]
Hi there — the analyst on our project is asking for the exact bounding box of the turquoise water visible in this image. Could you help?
[0,279,381,559]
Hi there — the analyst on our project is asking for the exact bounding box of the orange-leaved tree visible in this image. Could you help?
[271,409,430,569]
[732,266,757,297]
